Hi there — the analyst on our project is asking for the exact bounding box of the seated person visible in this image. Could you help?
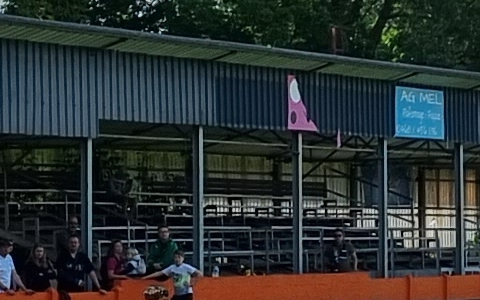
[100,240,128,291]
[325,228,357,273]
[124,247,146,276]
[23,244,56,292]
[147,225,178,273]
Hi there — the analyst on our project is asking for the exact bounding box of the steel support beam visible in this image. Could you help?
[80,138,93,290]
[377,138,388,278]
[192,126,205,272]
[292,132,303,274]
[454,143,465,275]
[417,167,426,248]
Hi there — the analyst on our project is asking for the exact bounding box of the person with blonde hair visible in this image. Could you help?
[23,244,56,292]
[124,247,146,276]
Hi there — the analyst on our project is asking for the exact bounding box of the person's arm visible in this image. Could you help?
[0,278,10,291]
[352,251,358,271]
[106,257,128,280]
[12,270,34,294]
[84,256,107,294]
[189,269,203,287]
[348,244,358,271]
[88,271,106,293]
[323,246,333,269]
[142,270,166,280]
[144,264,171,280]
[11,273,17,291]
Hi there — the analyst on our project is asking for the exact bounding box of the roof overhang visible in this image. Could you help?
[0,14,479,89]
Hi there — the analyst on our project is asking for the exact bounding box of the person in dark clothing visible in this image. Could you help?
[56,216,80,257]
[55,235,105,294]
[100,240,128,291]
[147,225,178,274]
[325,228,358,273]
[107,168,133,214]
[23,244,56,292]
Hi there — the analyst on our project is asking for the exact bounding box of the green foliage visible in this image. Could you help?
[4,0,480,70]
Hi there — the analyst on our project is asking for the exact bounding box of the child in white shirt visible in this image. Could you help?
[143,250,203,300]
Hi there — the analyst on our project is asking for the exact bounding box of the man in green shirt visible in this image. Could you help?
[148,225,178,273]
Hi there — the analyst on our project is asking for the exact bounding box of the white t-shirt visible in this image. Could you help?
[0,254,15,292]
[162,263,197,295]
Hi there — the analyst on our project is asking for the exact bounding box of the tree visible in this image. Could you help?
[4,0,91,22]
[4,0,480,70]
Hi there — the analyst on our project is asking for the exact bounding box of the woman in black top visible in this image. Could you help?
[23,244,56,292]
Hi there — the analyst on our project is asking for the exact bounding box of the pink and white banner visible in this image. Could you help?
[287,75,318,132]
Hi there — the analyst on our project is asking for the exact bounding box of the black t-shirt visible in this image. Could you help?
[23,260,56,292]
[325,242,356,272]
[55,251,94,292]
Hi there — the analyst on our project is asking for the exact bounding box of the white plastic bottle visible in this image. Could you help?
[212,265,220,277]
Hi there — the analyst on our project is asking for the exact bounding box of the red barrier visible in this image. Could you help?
[2,273,480,300]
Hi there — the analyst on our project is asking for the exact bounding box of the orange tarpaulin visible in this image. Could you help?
[1,273,480,300]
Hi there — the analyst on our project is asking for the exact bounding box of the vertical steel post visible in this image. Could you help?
[418,167,426,248]
[377,138,388,278]
[292,132,303,273]
[454,143,465,275]
[80,138,93,290]
[192,126,205,272]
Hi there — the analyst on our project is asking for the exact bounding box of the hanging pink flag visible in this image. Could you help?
[287,75,318,132]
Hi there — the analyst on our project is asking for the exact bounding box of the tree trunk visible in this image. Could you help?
[367,0,396,58]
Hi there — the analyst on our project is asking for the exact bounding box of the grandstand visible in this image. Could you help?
[0,14,479,280]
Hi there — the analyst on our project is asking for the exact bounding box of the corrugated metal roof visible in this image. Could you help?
[1,36,479,143]
[0,14,480,90]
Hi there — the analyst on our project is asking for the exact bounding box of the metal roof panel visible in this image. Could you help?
[0,14,478,89]
[400,73,479,89]
[319,63,409,81]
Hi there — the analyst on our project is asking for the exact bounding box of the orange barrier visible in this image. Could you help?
[2,273,480,300]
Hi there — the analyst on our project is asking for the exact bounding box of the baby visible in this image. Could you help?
[124,247,146,276]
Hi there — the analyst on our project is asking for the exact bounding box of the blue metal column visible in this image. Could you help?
[292,132,303,273]
[377,138,388,278]
[80,138,93,290]
[454,143,465,275]
[192,126,205,272]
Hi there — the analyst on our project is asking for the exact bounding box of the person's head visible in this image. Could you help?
[334,228,345,244]
[126,247,139,260]
[29,244,47,267]
[68,216,79,234]
[108,240,123,257]
[0,239,10,256]
[6,240,13,254]
[173,250,185,266]
[68,235,80,253]
[158,225,170,241]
